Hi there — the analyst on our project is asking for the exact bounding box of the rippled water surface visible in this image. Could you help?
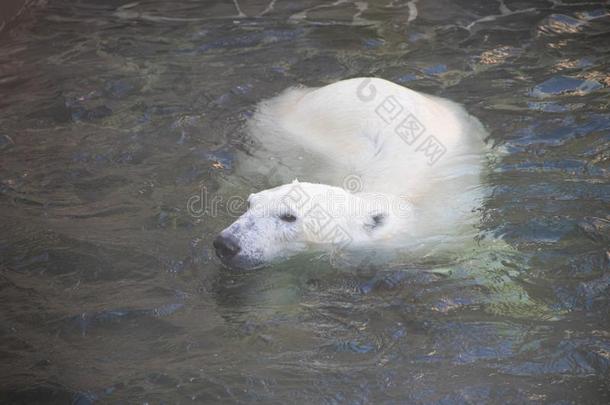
[1,0,609,403]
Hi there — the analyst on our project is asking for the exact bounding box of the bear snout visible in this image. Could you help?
[213,233,241,261]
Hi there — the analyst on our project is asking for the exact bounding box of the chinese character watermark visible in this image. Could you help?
[356,78,447,165]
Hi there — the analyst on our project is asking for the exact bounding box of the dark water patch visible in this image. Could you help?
[103,78,139,99]
[530,75,603,98]
[0,383,75,405]
[506,114,610,148]
[70,104,113,122]
[72,175,130,201]
[26,94,72,124]
[428,321,524,365]
[62,300,185,337]
[0,134,15,151]
[577,217,610,245]
[500,338,609,377]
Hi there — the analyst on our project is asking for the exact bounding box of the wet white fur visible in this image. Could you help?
[219,78,490,268]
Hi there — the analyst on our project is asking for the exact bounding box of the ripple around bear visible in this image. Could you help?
[214,78,492,270]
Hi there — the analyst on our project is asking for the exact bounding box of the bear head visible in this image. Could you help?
[213,180,412,270]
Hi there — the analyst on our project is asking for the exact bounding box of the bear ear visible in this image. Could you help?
[248,193,262,207]
[292,178,299,184]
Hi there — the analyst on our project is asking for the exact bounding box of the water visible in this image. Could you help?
[0,0,609,403]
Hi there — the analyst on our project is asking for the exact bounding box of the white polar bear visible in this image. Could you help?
[213,78,490,270]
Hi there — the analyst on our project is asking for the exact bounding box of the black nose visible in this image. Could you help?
[213,234,241,260]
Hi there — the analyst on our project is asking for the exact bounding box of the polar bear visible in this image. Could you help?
[213,78,490,270]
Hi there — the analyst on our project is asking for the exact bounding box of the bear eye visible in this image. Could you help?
[365,213,386,231]
[279,213,297,222]
[372,214,385,227]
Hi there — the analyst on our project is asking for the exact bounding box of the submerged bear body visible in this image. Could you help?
[214,78,491,269]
